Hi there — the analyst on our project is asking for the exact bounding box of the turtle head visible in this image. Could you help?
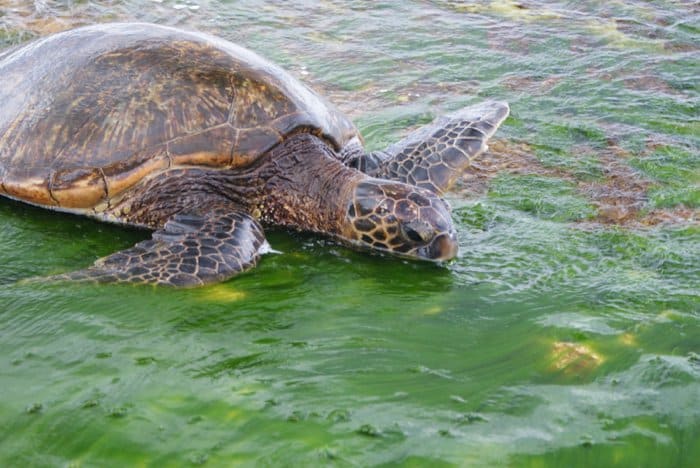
[343,179,458,261]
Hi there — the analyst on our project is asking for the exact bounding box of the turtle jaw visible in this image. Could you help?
[343,179,459,263]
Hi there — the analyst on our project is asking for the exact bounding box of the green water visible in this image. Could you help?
[1,1,698,466]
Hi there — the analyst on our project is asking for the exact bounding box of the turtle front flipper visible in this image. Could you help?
[59,209,267,287]
[356,101,509,195]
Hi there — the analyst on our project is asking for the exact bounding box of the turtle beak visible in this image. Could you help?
[416,230,459,261]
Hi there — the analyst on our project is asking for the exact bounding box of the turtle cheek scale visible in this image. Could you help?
[344,180,458,261]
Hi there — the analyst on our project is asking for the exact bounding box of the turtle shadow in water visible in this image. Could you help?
[276,230,457,292]
[168,232,457,336]
[0,199,148,286]
[1,199,455,296]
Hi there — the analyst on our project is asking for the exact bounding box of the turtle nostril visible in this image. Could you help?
[416,232,459,261]
[434,232,459,260]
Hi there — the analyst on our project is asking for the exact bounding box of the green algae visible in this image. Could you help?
[488,174,597,221]
[631,145,700,209]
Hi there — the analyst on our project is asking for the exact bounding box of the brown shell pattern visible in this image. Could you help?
[0,23,358,209]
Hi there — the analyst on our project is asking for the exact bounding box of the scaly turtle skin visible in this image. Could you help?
[0,23,509,287]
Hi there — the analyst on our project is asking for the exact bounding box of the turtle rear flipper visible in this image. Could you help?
[357,101,509,194]
[57,208,267,287]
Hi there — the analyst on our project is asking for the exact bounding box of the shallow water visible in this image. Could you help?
[1,1,699,466]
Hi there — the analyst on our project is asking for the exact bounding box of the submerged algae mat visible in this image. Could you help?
[1,1,699,466]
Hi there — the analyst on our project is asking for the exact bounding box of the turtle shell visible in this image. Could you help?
[0,23,358,210]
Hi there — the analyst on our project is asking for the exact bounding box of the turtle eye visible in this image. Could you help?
[401,220,433,243]
[405,227,424,243]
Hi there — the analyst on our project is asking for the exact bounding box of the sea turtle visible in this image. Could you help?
[0,23,509,287]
